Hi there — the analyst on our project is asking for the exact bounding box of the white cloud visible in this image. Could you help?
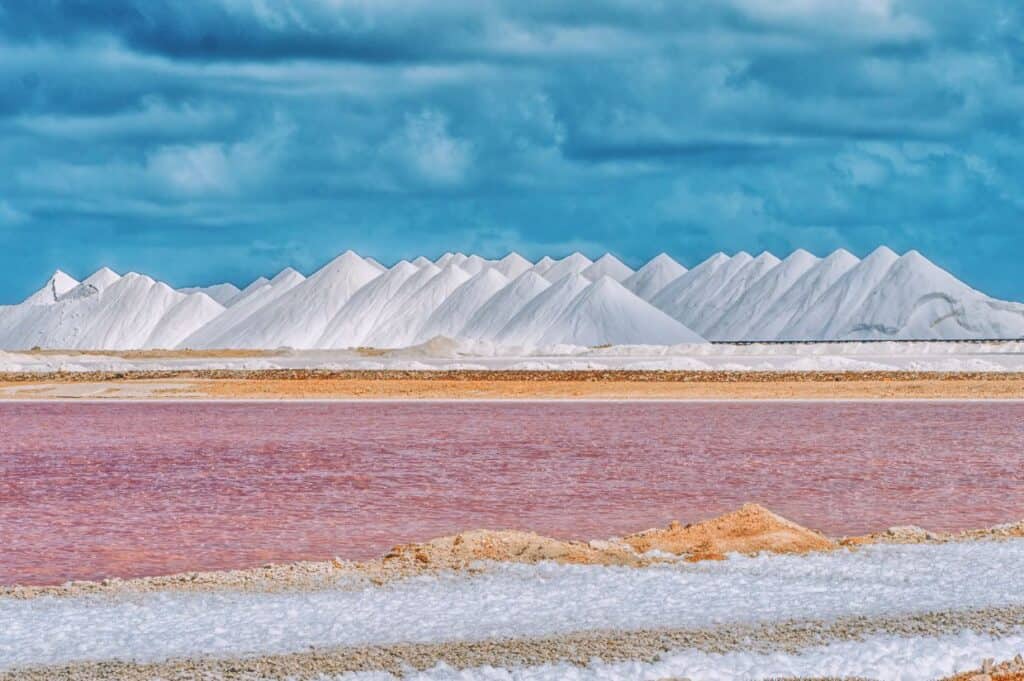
[382,109,474,187]
[0,200,27,224]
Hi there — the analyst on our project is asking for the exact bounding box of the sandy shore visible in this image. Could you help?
[3,369,1024,399]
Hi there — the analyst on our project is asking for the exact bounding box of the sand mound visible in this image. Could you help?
[943,655,1024,681]
[382,504,834,570]
[623,503,835,560]
[383,529,641,569]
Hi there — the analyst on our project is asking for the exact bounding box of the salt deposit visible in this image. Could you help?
[363,264,471,348]
[179,268,306,349]
[688,252,781,335]
[744,249,859,341]
[3,247,1022,350]
[495,273,592,346]
[317,261,420,349]
[20,270,78,305]
[216,251,381,349]
[782,246,900,340]
[459,271,552,341]
[581,253,634,282]
[622,253,687,301]
[2,540,1022,669]
[492,252,533,279]
[178,282,241,306]
[416,268,510,343]
[537,277,705,346]
[537,252,593,282]
[707,249,819,340]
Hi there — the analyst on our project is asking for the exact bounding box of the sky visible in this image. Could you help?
[1,0,1023,303]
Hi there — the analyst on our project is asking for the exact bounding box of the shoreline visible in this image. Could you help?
[3,369,1024,399]
[6,504,1022,597]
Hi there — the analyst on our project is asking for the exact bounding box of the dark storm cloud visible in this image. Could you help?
[1,0,1023,302]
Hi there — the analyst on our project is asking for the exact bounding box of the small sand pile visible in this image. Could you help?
[623,503,835,560]
[382,504,834,571]
[943,654,1024,681]
[383,529,642,569]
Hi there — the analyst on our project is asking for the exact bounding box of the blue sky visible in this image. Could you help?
[1,1,1023,302]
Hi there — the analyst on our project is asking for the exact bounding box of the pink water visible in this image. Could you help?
[2,401,1023,585]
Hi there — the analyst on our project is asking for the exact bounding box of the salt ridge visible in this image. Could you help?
[2,247,1022,350]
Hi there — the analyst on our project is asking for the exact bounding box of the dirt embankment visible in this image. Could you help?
[3,369,1024,399]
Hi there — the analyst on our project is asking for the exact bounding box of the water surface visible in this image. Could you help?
[2,401,1022,585]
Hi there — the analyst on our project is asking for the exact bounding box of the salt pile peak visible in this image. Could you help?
[688,251,781,335]
[845,250,1024,340]
[581,254,634,282]
[363,263,471,348]
[493,252,533,279]
[746,249,859,341]
[495,272,592,346]
[178,268,307,348]
[5,246,1022,349]
[707,249,820,340]
[317,260,421,349]
[214,251,380,349]
[622,253,687,301]
[782,246,900,340]
[538,252,593,282]
[459,270,551,341]
[179,283,241,306]
[538,276,705,346]
[21,270,79,305]
[416,268,510,343]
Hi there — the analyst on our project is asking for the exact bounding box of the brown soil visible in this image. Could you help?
[623,503,835,560]
[3,370,1024,399]
[943,655,1024,681]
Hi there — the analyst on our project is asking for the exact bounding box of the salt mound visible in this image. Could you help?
[416,268,510,343]
[144,292,225,348]
[459,254,491,276]
[179,282,241,306]
[81,267,121,292]
[410,256,433,268]
[707,249,819,340]
[460,271,551,341]
[582,253,633,282]
[217,251,381,349]
[435,252,468,268]
[650,252,729,319]
[782,246,899,340]
[531,255,557,276]
[622,253,687,301]
[317,260,420,349]
[492,252,533,279]
[539,252,593,282]
[21,270,79,305]
[358,263,442,344]
[689,251,780,335]
[845,250,1024,340]
[363,264,471,348]
[364,256,386,272]
[624,503,835,560]
[746,249,859,340]
[178,268,305,348]
[1,272,221,350]
[538,276,705,346]
[495,273,592,346]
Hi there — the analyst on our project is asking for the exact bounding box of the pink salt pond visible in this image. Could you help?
[1,401,1022,585]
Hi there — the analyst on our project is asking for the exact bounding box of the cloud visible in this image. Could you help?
[1,1,1024,303]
